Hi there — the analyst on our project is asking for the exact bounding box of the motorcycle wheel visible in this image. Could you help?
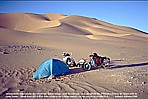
[72,61,76,67]
[66,58,71,67]
[82,63,91,71]
[66,58,76,67]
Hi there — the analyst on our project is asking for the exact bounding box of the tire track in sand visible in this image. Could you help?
[56,82,75,93]
[69,81,99,93]
[70,80,118,93]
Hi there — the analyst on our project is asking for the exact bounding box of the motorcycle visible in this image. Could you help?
[62,52,76,67]
[77,58,86,67]
[77,53,110,71]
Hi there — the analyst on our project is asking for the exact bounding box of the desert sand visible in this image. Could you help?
[0,13,148,98]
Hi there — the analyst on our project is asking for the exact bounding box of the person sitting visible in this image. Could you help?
[93,53,100,65]
[89,54,95,66]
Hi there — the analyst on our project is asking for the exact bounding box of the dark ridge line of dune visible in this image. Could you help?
[35,22,92,35]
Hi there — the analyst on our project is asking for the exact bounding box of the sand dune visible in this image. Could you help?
[0,12,147,59]
[0,13,147,36]
[60,15,145,34]
[0,12,147,60]
[0,13,148,98]
[0,13,66,32]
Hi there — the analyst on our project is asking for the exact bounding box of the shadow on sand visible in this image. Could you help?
[67,62,148,75]
[67,65,111,75]
[111,62,148,69]
[67,66,100,75]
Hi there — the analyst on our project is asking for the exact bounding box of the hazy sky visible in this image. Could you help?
[0,1,148,33]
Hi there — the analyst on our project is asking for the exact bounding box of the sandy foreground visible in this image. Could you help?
[0,13,148,99]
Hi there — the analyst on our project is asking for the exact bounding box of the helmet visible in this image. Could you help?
[93,52,97,55]
[62,52,66,56]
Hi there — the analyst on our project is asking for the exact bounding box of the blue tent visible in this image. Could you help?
[33,59,70,80]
